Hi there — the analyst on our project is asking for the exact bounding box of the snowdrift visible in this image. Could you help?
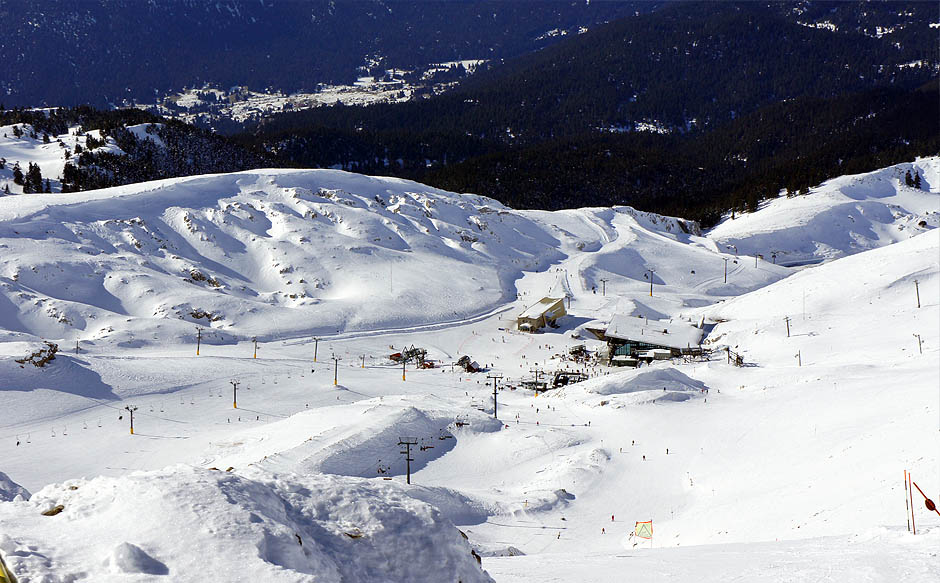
[0,465,493,583]
[708,157,939,265]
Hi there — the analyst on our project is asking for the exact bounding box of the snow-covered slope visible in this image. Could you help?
[1,163,937,582]
[707,157,939,265]
[0,168,787,347]
[0,122,127,194]
[704,227,939,368]
[482,229,939,580]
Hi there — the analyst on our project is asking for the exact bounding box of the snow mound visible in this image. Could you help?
[578,366,706,399]
[708,157,939,266]
[0,470,30,501]
[205,396,503,482]
[103,542,169,575]
[0,465,493,583]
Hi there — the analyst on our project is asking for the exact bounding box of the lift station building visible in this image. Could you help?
[604,314,704,359]
[517,297,566,332]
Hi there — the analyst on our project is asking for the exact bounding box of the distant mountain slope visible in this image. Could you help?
[0,0,647,108]
[245,1,938,225]
[707,157,939,265]
[419,83,939,225]
[259,1,936,142]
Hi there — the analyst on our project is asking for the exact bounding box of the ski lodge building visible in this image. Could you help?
[517,297,566,332]
[604,314,704,362]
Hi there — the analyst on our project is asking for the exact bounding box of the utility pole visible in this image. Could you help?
[252,337,258,359]
[361,355,366,368]
[332,355,341,386]
[648,268,655,297]
[487,374,503,418]
[796,350,801,367]
[529,366,543,386]
[75,340,80,354]
[784,316,791,338]
[231,380,239,409]
[398,437,417,484]
[755,255,759,268]
[723,258,729,283]
[313,337,319,362]
[914,280,921,309]
[124,405,138,435]
[402,357,407,382]
[196,327,202,356]
[914,333,923,354]
[600,278,609,297]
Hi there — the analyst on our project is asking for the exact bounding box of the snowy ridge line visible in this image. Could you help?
[707,157,938,265]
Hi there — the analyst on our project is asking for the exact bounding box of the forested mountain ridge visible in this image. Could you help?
[0,107,273,194]
[241,2,937,225]
[252,1,936,143]
[0,0,649,108]
[424,83,939,226]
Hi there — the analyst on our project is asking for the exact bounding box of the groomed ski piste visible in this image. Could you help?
[0,153,937,582]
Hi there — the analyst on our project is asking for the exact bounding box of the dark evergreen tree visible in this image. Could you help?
[23,162,43,193]
[913,172,922,189]
[12,163,23,185]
